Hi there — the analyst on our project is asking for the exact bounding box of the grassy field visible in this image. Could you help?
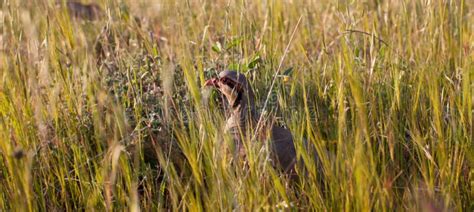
[1,0,473,210]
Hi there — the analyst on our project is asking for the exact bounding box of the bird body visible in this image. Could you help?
[270,125,298,172]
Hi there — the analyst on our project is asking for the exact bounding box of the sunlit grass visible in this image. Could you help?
[0,0,472,210]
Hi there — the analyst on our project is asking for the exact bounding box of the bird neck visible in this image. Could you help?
[229,92,258,129]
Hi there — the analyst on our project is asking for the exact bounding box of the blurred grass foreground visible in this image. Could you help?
[0,0,473,211]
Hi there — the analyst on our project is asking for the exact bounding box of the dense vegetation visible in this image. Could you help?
[0,0,472,210]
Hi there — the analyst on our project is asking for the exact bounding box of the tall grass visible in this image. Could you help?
[0,0,472,210]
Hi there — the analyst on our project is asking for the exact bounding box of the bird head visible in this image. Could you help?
[205,70,255,109]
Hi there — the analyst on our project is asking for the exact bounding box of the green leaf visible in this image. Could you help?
[211,42,222,53]
[247,55,262,69]
[225,37,243,50]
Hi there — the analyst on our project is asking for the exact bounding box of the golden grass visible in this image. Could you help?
[0,0,472,210]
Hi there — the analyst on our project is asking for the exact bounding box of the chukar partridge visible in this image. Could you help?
[205,70,297,173]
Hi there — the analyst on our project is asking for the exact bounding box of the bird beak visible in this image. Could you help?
[204,78,218,87]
